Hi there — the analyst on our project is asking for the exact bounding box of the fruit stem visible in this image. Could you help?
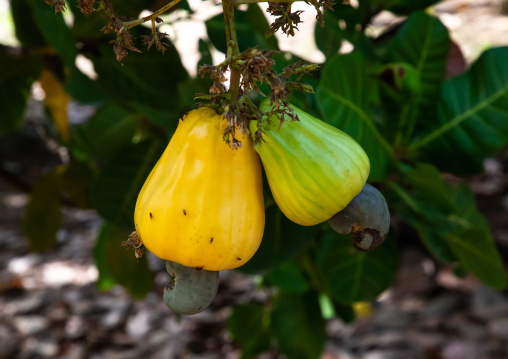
[123,0,183,29]
[222,0,241,102]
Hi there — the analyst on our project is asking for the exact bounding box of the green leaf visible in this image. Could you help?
[238,205,318,274]
[10,0,48,48]
[60,160,95,208]
[197,39,213,69]
[23,168,62,252]
[409,47,508,175]
[228,303,271,359]
[387,163,507,288]
[389,0,442,15]
[64,65,104,105]
[314,16,342,59]
[70,104,139,161]
[317,231,398,304]
[333,301,355,323]
[90,40,188,113]
[265,260,310,293]
[0,47,42,134]
[271,291,326,359]
[446,186,507,288]
[29,0,77,66]
[92,140,165,229]
[93,222,153,298]
[381,12,449,148]
[108,0,160,18]
[206,6,278,53]
[316,51,393,180]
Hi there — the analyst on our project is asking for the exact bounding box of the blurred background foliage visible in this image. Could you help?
[1,0,508,357]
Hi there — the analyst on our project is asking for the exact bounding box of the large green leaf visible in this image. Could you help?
[387,163,507,288]
[409,47,508,175]
[446,185,507,288]
[90,39,188,113]
[314,15,342,59]
[228,303,271,359]
[238,205,318,275]
[10,0,48,48]
[381,12,449,147]
[316,232,398,304]
[264,260,310,293]
[70,104,139,161]
[23,168,62,252]
[271,291,326,359]
[29,0,77,66]
[93,222,153,298]
[389,0,441,15]
[92,140,165,229]
[316,51,393,180]
[0,47,42,134]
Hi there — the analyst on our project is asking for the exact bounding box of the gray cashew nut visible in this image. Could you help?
[163,260,219,315]
[328,183,390,251]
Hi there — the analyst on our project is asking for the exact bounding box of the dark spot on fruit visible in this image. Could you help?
[149,212,153,219]
[183,209,187,216]
[237,257,241,261]
[195,266,203,271]
[210,237,214,243]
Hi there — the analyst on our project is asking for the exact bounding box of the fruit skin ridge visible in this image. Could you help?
[134,107,265,271]
[250,100,370,226]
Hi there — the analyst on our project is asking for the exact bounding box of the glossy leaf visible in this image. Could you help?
[387,163,507,288]
[314,16,342,59]
[409,47,508,175]
[389,0,442,15]
[271,291,326,359]
[0,47,42,134]
[60,161,95,209]
[381,12,449,147]
[239,205,318,274]
[265,260,310,293]
[29,0,77,66]
[93,222,153,298]
[70,104,139,161]
[317,232,398,304]
[10,0,47,48]
[228,303,271,359]
[316,51,393,180]
[90,40,188,113]
[23,168,62,252]
[92,140,165,229]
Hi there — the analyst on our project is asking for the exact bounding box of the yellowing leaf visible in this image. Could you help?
[39,69,69,140]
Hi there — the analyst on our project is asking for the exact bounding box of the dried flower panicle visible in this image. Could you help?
[198,47,319,146]
[78,0,96,16]
[122,231,145,259]
[45,0,66,13]
[266,0,336,37]
[142,32,170,54]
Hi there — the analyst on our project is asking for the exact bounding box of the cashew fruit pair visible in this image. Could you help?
[134,100,384,314]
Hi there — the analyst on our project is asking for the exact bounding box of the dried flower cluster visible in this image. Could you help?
[266,0,336,37]
[197,48,319,146]
[122,232,145,259]
[45,0,66,14]
[45,0,170,61]
[77,0,96,16]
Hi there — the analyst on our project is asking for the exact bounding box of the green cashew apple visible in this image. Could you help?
[163,260,219,315]
[249,99,370,226]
